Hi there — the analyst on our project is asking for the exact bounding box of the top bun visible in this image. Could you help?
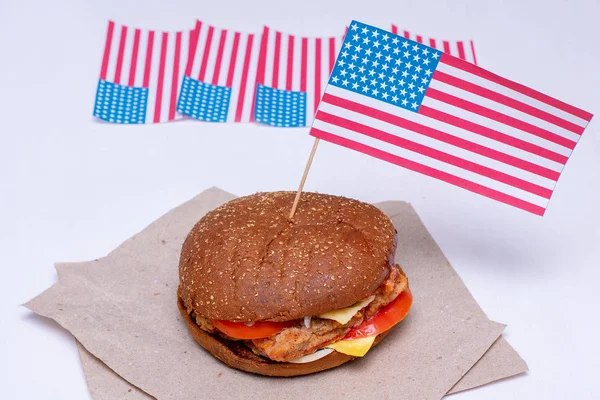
[178,192,396,322]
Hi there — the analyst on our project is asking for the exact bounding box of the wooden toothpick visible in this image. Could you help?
[289,138,320,219]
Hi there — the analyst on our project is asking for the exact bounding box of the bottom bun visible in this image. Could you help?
[178,297,390,377]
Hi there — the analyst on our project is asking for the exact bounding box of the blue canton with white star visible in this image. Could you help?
[93,80,148,124]
[254,85,307,127]
[329,21,442,112]
[177,76,231,122]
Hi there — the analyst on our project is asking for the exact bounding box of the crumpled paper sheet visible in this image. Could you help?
[26,187,527,400]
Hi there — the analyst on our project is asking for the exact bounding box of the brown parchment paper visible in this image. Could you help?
[74,336,526,399]
[26,187,526,400]
[447,336,527,394]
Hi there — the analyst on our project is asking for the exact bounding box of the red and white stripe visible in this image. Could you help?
[311,54,592,215]
[255,27,343,123]
[185,20,260,123]
[391,24,477,65]
[99,21,192,123]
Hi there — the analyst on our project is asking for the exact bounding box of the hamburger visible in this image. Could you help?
[177,192,412,376]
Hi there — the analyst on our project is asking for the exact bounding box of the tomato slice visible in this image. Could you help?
[213,319,296,339]
[344,287,412,340]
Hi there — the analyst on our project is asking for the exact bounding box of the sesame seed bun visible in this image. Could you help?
[178,192,397,322]
[177,297,391,376]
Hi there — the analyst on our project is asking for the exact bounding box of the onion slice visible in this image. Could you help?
[304,316,312,328]
[288,348,334,364]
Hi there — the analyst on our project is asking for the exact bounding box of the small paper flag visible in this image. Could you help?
[93,21,193,124]
[176,20,261,123]
[309,20,592,216]
[253,27,344,127]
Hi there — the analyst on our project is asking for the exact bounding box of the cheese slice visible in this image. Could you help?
[326,335,377,357]
[319,295,375,324]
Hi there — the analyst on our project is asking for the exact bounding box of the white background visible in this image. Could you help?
[1,0,599,398]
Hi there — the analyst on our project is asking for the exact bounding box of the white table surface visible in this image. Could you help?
[1,0,599,398]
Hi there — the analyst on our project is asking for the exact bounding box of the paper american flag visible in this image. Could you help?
[177,20,261,123]
[254,27,343,127]
[310,21,592,215]
[94,21,193,124]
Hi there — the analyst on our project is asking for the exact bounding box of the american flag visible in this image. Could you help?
[254,27,343,127]
[94,21,193,124]
[310,21,592,215]
[391,24,477,65]
[177,20,260,123]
